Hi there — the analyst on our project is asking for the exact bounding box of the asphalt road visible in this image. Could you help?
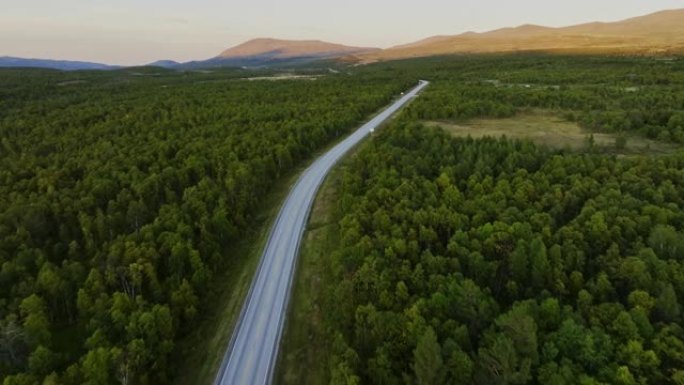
[214,80,429,385]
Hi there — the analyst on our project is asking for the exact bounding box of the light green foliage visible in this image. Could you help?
[413,327,444,385]
[656,284,681,323]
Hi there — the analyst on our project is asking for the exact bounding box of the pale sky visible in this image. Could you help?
[1,0,683,65]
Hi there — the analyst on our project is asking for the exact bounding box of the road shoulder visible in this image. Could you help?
[275,156,347,385]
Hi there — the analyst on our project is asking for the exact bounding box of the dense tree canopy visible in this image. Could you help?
[323,122,684,384]
[3,55,684,385]
[0,67,412,383]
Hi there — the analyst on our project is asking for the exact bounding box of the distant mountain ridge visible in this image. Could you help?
[146,60,181,68]
[204,38,379,67]
[2,8,683,71]
[153,38,379,69]
[0,56,118,71]
[218,38,378,59]
[356,9,684,62]
[0,39,378,71]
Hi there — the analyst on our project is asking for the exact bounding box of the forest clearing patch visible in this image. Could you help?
[426,112,680,155]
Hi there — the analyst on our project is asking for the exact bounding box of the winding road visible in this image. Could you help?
[214,80,429,385]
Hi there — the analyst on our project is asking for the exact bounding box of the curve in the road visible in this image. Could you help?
[214,80,429,385]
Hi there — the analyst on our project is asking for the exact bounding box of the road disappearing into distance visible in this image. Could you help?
[214,80,429,385]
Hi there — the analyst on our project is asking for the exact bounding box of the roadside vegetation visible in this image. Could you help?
[297,122,684,384]
[277,163,343,385]
[279,55,684,385]
[0,66,412,384]
[171,165,304,385]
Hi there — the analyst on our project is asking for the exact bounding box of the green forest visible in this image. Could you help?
[0,67,412,384]
[2,55,684,385]
[401,56,684,143]
[322,125,684,384]
[298,56,684,385]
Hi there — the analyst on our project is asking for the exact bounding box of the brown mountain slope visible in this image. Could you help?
[358,9,684,62]
[560,9,684,37]
[218,38,378,59]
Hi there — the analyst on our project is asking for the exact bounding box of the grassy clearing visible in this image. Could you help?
[425,110,680,155]
[276,157,344,385]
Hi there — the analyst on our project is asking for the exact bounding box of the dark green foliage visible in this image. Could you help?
[413,327,444,385]
[5,55,684,384]
[323,123,684,384]
[0,67,413,382]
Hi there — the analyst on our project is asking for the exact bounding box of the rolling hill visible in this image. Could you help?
[196,38,379,67]
[356,9,684,62]
[168,38,379,69]
[218,38,378,59]
[147,60,181,68]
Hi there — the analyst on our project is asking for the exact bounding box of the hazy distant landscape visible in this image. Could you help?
[1,4,684,385]
[3,9,684,71]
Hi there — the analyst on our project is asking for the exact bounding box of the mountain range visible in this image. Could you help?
[356,9,684,62]
[217,38,377,61]
[1,9,683,71]
[0,57,119,71]
[177,38,378,69]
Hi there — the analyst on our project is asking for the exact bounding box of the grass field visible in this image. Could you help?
[425,111,680,155]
